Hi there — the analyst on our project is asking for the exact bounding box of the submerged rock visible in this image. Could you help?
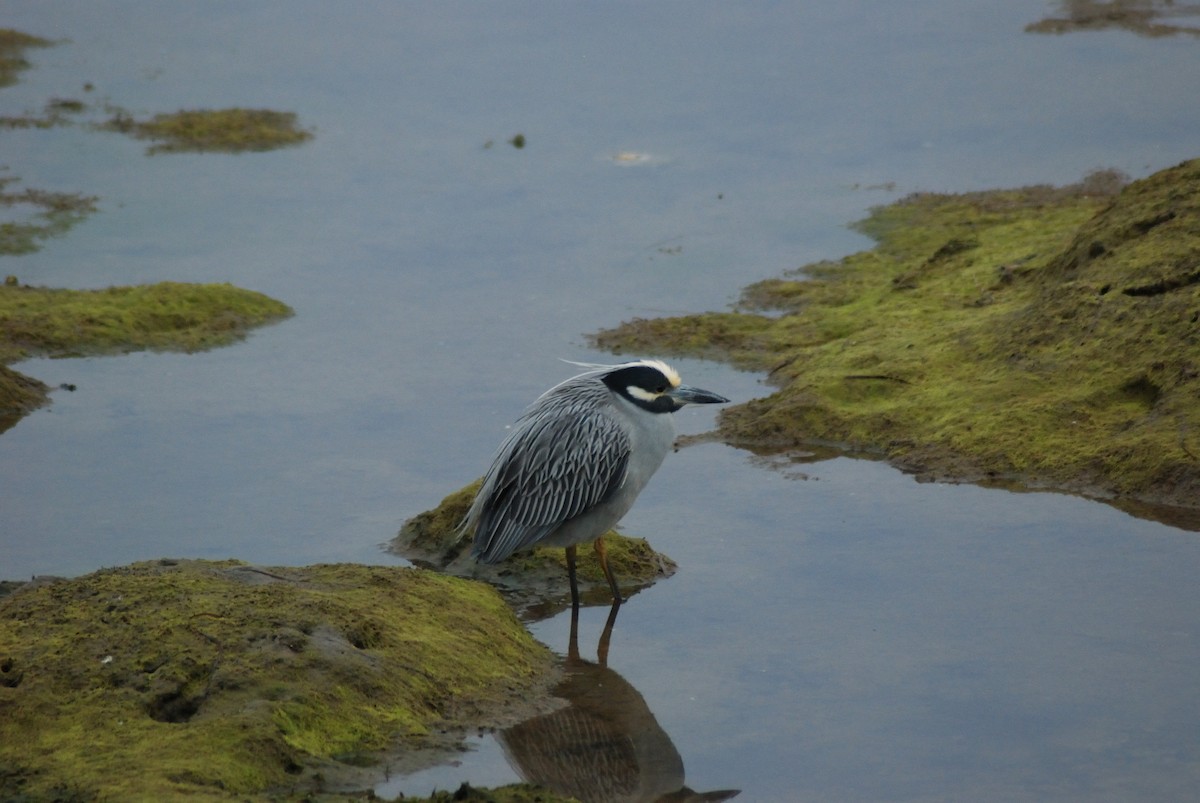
[0,559,558,800]
[593,159,1200,519]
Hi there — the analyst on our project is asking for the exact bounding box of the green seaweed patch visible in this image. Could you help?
[0,280,292,362]
[1026,1,1200,38]
[0,29,52,88]
[0,280,292,425]
[0,175,98,256]
[392,480,678,615]
[0,363,48,431]
[0,559,558,801]
[106,107,314,154]
[593,160,1200,517]
[0,97,91,131]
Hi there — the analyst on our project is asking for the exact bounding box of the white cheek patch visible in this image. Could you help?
[626,385,661,403]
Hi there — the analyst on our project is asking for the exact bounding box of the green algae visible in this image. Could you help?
[593,160,1200,513]
[2,102,315,153]
[0,279,293,427]
[1026,1,1200,38]
[0,30,78,132]
[393,480,678,614]
[0,280,292,361]
[0,174,98,256]
[0,97,91,130]
[0,33,301,432]
[0,363,48,430]
[0,29,52,88]
[0,30,312,153]
[0,560,558,801]
[105,107,314,154]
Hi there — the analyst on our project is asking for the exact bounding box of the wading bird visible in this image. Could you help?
[466,359,728,605]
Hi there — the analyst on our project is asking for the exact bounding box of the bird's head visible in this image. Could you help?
[587,358,729,413]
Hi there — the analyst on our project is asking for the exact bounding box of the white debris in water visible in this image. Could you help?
[606,151,661,166]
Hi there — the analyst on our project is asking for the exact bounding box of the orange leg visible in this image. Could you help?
[593,537,623,604]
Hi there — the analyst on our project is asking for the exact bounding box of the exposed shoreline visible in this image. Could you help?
[593,160,1200,526]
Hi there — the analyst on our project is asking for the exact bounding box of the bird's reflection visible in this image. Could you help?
[498,602,739,803]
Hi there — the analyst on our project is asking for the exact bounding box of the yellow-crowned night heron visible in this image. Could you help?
[466,359,728,605]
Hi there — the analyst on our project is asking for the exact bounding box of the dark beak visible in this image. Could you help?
[666,384,729,405]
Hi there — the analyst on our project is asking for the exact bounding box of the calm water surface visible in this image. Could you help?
[2,3,1199,800]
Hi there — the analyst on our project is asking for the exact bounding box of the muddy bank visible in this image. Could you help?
[593,159,1200,520]
[0,560,564,801]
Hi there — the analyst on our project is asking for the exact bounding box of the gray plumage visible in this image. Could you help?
[465,359,728,602]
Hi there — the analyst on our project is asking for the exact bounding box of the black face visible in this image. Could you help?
[601,364,680,413]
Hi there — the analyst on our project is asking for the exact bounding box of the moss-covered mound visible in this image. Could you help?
[0,280,292,361]
[0,559,558,801]
[0,363,47,423]
[0,32,301,434]
[106,108,314,154]
[393,480,678,615]
[0,279,293,429]
[593,159,1200,513]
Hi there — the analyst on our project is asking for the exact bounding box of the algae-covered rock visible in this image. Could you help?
[392,480,678,615]
[0,280,293,362]
[0,280,293,427]
[0,364,47,432]
[0,559,558,801]
[105,107,314,154]
[0,33,302,435]
[593,160,1200,517]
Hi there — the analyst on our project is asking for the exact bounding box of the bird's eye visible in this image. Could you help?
[655,385,666,393]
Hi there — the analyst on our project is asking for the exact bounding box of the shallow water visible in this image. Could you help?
[3,2,1200,800]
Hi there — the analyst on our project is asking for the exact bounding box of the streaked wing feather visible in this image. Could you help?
[472,406,629,562]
